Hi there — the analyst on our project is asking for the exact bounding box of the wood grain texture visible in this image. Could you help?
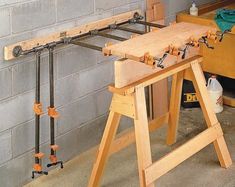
[104,22,214,62]
[134,87,154,187]
[145,123,223,185]
[166,71,184,145]
[88,111,121,187]
[111,56,202,95]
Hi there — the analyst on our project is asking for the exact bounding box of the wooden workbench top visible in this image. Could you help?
[103,22,214,62]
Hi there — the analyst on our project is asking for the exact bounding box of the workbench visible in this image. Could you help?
[177,0,235,107]
[88,22,232,187]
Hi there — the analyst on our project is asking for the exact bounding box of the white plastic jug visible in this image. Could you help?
[190,1,198,16]
[207,76,223,113]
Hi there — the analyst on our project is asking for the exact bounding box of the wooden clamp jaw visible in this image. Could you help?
[48,107,59,118]
[34,152,45,172]
[206,30,217,42]
[50,145,59,163]
[143,44,181,69]
[34,103,43,116]
[166,45,180,56]
[102,42,113,56]
[143,52,156,67]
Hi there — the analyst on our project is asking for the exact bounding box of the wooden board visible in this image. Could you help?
[109,56,203,96]
[104,22,214,62]
[114,47,199,88]
[146,0,168,119]
[4,10,141,61]
[146,0,164,22]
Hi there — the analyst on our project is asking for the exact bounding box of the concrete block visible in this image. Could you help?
[12,0,56,33]
[0,8,10,37]
[0,67,12,101]
[94,89,112,116]
[57,115,107,162]
[56,46,97,79]
[57,94,96,135]
[12,55,51,96]
[84,36,117,64]
[0,0,27,7]
[0,82,50,133]
[0,91,34,133]
[75,10,113,26]
[58,95,97,134]
[78,62,114,97]
[55,73,80,107]
[12,115,50,158]
[113,2,141,15]
[57,0,94,22]
[0,130,12,165]
[95,0,138,11]
[0,150,34,187]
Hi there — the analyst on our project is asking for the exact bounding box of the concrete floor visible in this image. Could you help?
[25,106,235,187]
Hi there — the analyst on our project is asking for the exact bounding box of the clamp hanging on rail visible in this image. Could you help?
[46,43,63,169]
[5,10,166,61]
[32,48,48,179]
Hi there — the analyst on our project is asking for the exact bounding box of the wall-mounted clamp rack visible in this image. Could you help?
[5,10,169,179]
[7,11,165,60]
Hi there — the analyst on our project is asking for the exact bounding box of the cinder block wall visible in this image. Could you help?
[0,0,214,186]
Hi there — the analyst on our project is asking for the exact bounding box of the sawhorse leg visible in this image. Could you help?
[134,86,154,187]
[190,61,232,168]
[88,87,155,187]
[88,111,121,187]
[166,71,184,145]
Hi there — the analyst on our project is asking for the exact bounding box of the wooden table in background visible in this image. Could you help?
[177,0,235,107]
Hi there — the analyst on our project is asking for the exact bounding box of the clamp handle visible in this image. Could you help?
[129,12,144,23]
[154,53,168,69]
[47,144,63,169]
[32,152,48,179]
[218,29,231,42]
[199,36,214,49]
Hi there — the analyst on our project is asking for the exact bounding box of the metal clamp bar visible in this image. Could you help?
[135,20,166,28]
[71,40,103,51]
[90,30,127,41]
[114,25,146,35]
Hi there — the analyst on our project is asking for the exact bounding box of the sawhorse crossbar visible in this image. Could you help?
[88,56,232,187]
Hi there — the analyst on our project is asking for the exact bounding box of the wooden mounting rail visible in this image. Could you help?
[4,10,141,61]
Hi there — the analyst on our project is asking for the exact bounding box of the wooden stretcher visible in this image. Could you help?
[88,22,232,187]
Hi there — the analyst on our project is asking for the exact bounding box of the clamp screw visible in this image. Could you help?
[154,53,168,69]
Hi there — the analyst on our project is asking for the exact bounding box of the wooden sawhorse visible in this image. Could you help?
[88,56,232,187]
